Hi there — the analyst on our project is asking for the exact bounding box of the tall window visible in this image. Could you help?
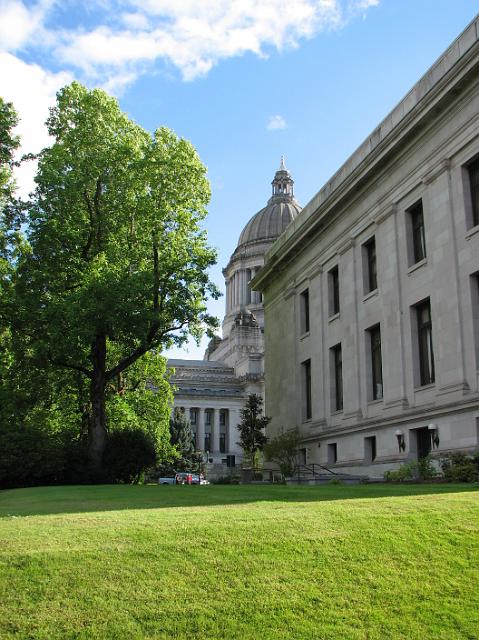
[189,408,197,425]
[408,200,426,263]
[204,433,211,452]
[205,410,212,426]
[219,433,226,453]
[368,325,383,400]
[219,410,226,427]
[300,289,310,334]
[363,237,377,293]
[468,157,479,227]
[364,436,377,462]
[302,359,312,420]
[192,431,197,449]
[329,266,340,316]
[331,344,343,411]
[416,299,435,385]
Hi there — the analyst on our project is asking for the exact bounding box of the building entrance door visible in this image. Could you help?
[415,427,431,459]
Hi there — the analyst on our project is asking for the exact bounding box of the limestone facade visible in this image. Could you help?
[252,16,479,478]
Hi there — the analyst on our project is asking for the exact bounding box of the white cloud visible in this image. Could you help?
[0,1,379,88]
[122,12,150,30]
[0,0,53,51]
[57,1,344,82]
[0,0,380,181]
[0,52,73,196]
[267,115,287,131]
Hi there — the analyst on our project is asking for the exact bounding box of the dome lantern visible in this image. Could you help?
[271,155,294,199]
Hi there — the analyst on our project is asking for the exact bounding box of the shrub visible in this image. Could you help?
[0,424,65,489]
[263,427,302,478]
[384,456,437,482]
[103,428,157,484]
[439,452,479,483]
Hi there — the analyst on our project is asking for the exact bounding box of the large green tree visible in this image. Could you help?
[10,82,219,475]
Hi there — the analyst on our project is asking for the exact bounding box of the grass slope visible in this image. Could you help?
[0,484,478,640]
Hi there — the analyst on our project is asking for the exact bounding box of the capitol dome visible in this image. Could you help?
[237,157,301,247]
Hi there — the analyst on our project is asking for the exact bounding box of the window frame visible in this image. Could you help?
[408,200,426,264]
[467,156,479,228]
[219,432,226,454]
[328,265,340,316]
[299,288,310,334]
[363,236,378,294]
[416,299,435,386]
[368,324,383,401]
[301,358,312,421]
[364,436,377,462]
[331,344,343,412]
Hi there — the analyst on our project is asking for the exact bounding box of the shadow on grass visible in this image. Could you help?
[0,482,478,518]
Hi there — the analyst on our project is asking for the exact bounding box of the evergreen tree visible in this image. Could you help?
[169,408,195,459]
[237,394,270,467]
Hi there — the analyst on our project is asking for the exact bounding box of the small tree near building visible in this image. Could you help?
[237,394,269,467]
[170,408,195,456]
[264,427,302,479]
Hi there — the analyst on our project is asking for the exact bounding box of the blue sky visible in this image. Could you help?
[0,0,477,358]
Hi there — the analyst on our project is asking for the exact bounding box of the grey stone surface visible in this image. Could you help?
[253,16,479,478]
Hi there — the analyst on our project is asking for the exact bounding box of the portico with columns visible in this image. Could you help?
[168,159,301,475]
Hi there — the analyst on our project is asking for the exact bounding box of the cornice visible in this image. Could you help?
[254,21,479,291]
[421,158,451,184]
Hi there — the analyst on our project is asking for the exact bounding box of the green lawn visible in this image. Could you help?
[0,484,478,640]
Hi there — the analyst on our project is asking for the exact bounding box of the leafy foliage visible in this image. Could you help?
[384,455,437,482]
[0,422,65,489]
[237,394,270,466]
[103,428,157,483]
[264,427,302,478]
[0,97,19,206]
[439,452,479,482]
[3,82,219,477]
[169,408,195,459]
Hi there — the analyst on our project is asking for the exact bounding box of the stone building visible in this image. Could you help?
[252,16,479,478]
[169,160,301,472]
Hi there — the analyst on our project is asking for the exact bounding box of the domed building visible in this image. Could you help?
[168,159,301,473]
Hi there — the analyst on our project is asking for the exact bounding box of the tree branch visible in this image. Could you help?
[48,352,92,378]
[105,321,189,382]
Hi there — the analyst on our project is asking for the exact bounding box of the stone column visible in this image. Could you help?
[212,408,220,453]
[233,272,238,308]
[242,269,248,306]
[197,408,205,452]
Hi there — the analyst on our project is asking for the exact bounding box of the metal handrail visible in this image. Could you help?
[294,463,347,480]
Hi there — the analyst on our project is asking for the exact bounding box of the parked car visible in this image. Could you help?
[158,472,209,485]
[175,472,194,485]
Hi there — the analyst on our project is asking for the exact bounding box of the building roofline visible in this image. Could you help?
[252,15,479,291]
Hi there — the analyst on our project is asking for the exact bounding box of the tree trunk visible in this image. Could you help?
[88,332,107,477]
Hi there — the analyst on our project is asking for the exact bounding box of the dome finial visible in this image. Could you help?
[280,155,286,171]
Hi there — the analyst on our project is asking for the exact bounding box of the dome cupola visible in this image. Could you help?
[237,157,301,247]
